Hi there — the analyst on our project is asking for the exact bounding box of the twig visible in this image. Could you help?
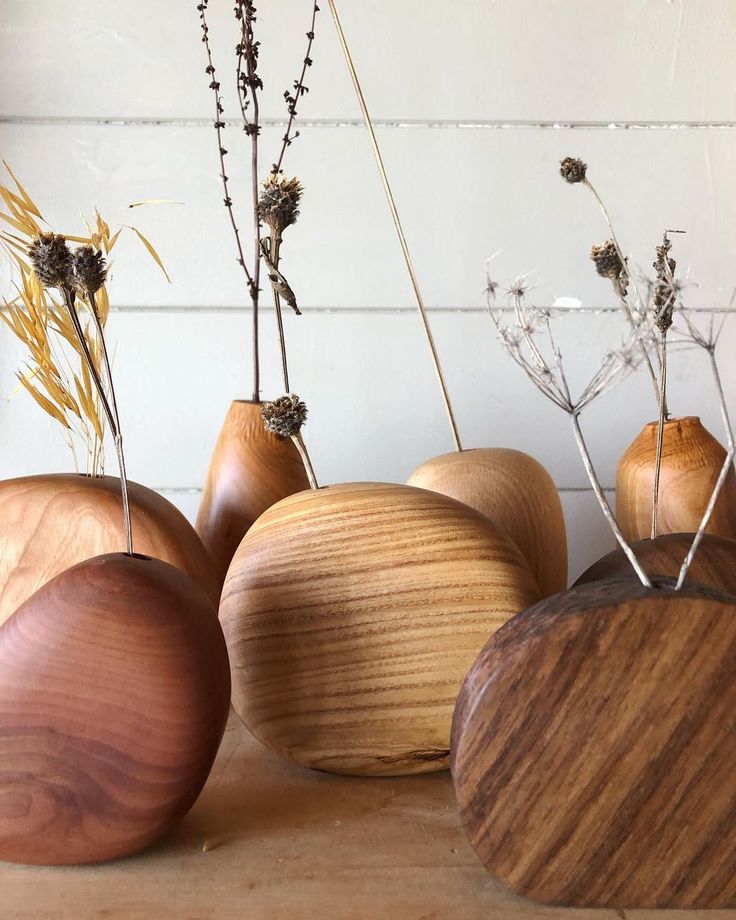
[327,0,462,452]
[291,431,318,489]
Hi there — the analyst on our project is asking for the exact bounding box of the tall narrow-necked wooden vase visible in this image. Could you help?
[196,400,310,588]
[408,448,567,596]
[617,416,736,541]
[0,473,219,624]
[220,481,540,777]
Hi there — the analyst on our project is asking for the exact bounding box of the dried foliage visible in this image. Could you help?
[0,164,167,476]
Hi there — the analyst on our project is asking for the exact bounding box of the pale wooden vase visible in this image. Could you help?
[616,416,736,541]
[408,448,567,596]
[196,400,310,588]
[220,481,540,777]
[452,576,736,908]
[0,553,231,865]
[0,473,219,624]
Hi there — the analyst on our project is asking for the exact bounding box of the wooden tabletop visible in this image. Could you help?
[1,714,729,919]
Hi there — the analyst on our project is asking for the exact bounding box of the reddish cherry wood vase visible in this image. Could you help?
[0,553,231,865]
[0,473,219,625]
[617,416,736,541]
[408,448,567,596]
[220,482,540,777]
[575,532,736,594]
[452,577,736,908]
[196,400,310,588]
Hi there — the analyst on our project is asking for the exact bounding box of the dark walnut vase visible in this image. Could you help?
[0,473,219,624]
[196,400,310,588]
[220,482,540,777]
[575,531,736,594]
[408,448,567,597]
[617,416,736,541]
[452,577,736,909]
[0,553,231,865]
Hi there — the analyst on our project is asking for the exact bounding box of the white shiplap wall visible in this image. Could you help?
[1,0,734,582]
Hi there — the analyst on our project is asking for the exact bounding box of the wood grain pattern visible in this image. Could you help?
[575,532,736,593]
[452,577,736,908]
[0,473,219,625]
[0,553,231,865]
[196,400,310,588]
[220,482,540,776]
[616,416,736,541]
[408,448,567,596]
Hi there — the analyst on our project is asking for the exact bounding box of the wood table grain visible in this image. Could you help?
[0,713,729,920]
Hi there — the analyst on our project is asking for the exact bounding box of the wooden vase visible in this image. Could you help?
[575,532,736,594]
[408,448,567,596]
[220,482,540,777]
[0,553,231,865]
[452,577,736,908]
[0,473,219,626]
[617,416,736,541]
[196,400,310,589]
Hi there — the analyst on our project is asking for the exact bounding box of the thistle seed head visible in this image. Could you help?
[28,232,74,290]
[72,245,108,295]
[560,157,587,184]
[261,394,308,437]
[258,175,303,235]
[591,240,626,281]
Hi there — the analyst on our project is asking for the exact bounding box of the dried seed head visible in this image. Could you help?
[590,240,626,281]
[28,232,74,290]
[261,394,308,437]
[72,245,108,295]
[258,175,303,235]
[559,157,587,184]
[652,235,677,333]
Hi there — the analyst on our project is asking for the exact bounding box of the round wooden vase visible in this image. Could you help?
[220,482,540,777]
[0,553,231,865]
[196,400,310,588]
[408,449,567,596]
[575,532,736,594]
[617,416,736,541]
[0,473,219,626]
[452,577,736,909]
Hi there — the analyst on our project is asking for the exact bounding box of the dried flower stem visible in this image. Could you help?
[269,232,290,391]
[327,0,462,452]
[676,345,735,589]
[571,412,653,588]
[651,330,667,538]
[63,288,133,554]
[291,431,318,489]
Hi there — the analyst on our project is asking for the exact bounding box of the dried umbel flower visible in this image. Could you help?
[258,175,303,235]
[261,394,308,437]
[590,240,626,282]
[560,157,587,184]
[72,245,108,295]
[28,233,74,290]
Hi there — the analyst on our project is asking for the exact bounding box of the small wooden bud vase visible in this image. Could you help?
[617,416,736,541]
[0,473,220,624]
[196,400,310,588]
[408,448,567,596]
[220,482,540,777]
[452,577,736,908]
[0,553,231,866]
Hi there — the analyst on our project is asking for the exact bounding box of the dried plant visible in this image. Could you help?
[0,165,168,519]
[197,0,319,402]
[261,394,317,489]
[488,276,653,586]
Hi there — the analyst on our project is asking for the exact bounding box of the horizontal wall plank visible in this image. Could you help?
[1,1,734,123]
[1,309,732,492]
[0,124,733,310]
